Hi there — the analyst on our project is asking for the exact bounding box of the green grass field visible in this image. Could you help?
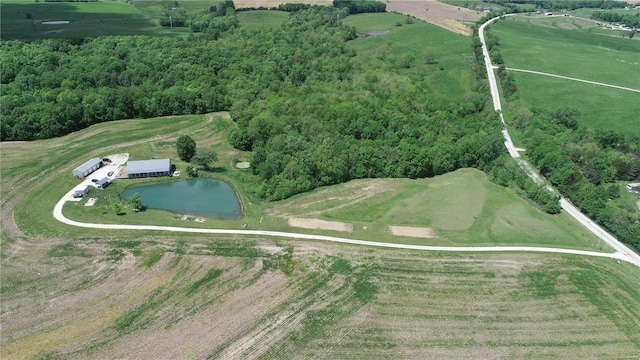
[509,71,640,133]
[1,111,610,252]
[0,0,188,40]
[489,15,640,89]
[343,13,477,100]
[236,9,290,30]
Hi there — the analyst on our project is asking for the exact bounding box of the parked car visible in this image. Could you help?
[107,171,114,177]
[102,158,111,163]
[91,179,99,183]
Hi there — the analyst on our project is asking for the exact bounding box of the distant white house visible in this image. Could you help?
[626,183,640,193]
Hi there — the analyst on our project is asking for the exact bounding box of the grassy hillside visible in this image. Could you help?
[1,112,609,252]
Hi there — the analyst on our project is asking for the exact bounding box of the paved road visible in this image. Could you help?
[479,15,640,268]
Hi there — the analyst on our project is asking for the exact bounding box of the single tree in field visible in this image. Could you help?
[176,135,196,162]
[129,192,142,211]
[112,203,122,215]
[192,149,218,169]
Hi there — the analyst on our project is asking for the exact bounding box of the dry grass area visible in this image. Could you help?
[390,225,437,238]
[387,0,483,36]
[2,236,639,359]
[288,217,354,232]
[267,178,394,218]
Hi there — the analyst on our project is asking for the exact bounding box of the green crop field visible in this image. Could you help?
[488,15,640,89]
[0,0,184,40]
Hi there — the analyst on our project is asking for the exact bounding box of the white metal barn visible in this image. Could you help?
[72,158,102,178]
[126,159,171,178]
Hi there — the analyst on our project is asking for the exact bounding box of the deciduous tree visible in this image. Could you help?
[176,135,196,162]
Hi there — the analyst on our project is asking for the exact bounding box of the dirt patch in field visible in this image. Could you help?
[386,0,483,36]
[288,217,354,232]
[389,225,437,238]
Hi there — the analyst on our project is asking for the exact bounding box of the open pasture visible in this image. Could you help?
[511,71,640,133]
[236,10,290,30]
[2,237,638,359]
[343,12,478,100]
[267,168,609,250]
[0,0,180,40]
[488,15,640,89]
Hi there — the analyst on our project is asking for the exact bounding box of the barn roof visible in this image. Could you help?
[73,158,102,173]
[127,159,171,174]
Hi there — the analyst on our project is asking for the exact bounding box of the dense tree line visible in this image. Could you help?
[484,0,628,11]
[332,0,386,14]
[591,11,640,28]
[3,7,504,204]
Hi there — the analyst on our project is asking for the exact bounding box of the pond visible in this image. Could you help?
[123,177,241,219]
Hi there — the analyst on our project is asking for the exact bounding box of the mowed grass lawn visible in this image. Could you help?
[489,15,640,89]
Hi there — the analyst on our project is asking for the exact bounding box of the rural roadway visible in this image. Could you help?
[51,15,640,269]
[478,14,640,268]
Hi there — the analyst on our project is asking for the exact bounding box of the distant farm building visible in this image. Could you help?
[626,183,640,193]
[126,159,171,178]
[72,158,102,178]
[73,184,90,198]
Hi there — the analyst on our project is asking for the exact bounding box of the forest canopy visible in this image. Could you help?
[1,6,503,201]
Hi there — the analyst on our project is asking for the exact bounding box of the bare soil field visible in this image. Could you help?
[386,0,483,36]
[288,217,354,232]
[2,237,638,359]
[390,225,437,238]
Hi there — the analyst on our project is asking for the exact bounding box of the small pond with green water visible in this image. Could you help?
[123,177,241,219]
